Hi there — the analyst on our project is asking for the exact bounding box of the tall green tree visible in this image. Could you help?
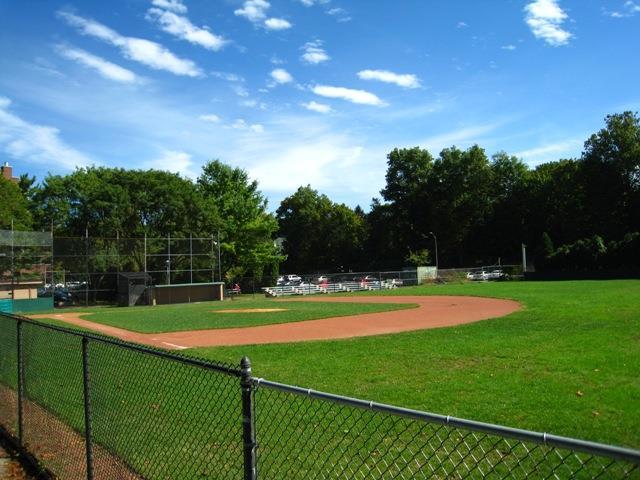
[197,160,281,279]
[0,176,32,230]
[582,111,640,238]
[277,186,366,272]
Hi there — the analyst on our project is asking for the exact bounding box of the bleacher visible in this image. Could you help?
[263,280,397,297]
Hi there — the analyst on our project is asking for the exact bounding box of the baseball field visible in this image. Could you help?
[32,279,639,449]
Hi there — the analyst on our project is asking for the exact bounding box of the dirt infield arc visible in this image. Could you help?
[32,296,520,350]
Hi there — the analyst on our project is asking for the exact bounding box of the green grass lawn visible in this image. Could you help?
[1,280,638,478]
[192,280,640,449]
[35,297,415,333]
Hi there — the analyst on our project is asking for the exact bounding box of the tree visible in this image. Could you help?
[197,160,281,279]
[277,186,366,272]
[582,112,640,238]
[0,176,32,230]
[32,167,205,238]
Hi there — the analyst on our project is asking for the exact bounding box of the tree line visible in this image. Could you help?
[2,112,639,278]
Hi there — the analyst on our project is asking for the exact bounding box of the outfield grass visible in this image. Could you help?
[35,298,415,333]
[192,280,640,448]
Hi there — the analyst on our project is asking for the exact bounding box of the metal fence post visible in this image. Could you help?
[240,357,257,480]
[16,319,24,444]
[82,337,94,480]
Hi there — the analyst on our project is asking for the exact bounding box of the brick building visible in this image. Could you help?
[1,162,18,183]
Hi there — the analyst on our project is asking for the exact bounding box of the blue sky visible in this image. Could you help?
[1,0,639,209]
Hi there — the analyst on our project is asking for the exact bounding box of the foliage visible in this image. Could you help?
[277,186,366,272]
[197,160,282,278]
[405,248,431,266]
[0,176,32,230]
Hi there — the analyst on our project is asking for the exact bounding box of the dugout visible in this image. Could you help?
[117,272,152,307]
[150,282,225,305]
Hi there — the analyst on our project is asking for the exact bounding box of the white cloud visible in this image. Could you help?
[146,8,227,51]
[58,11,202,77]
[301,40,330,64]
[199,114,221,123]
[420,124,499,153]
[457,21,468,28]
[501,44,517,51]
[301,101,332,114]
[298,0,330,6]
[151,0,187,14]
[270,68,293,84]
[230,119,264,133]
[264,18,292,30]
[312,85,386,106]
[357,69,421,89]
[56,45,139,83]
[235,0,270,23]
[524,0,572,46]
[211,71,244,82]
[606,0,640,17]
[234,1,292,31]
[232,84,249,97]
[143,149,197,178]
[0,96,93,170]
[514,139,582,165]
[326,7,351,22]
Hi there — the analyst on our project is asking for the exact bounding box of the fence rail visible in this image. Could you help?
[0,312,638,479]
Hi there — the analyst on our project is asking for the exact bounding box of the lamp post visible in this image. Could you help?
[429,231,439,273]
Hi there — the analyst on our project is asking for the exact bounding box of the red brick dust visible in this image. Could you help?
[31,296,520,350]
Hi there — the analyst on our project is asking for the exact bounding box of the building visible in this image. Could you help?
[1,162,19,183]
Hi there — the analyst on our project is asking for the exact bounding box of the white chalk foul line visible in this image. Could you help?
[161,342,189,350]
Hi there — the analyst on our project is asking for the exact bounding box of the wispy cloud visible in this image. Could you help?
[514,138,582,165]
[230,119,264,133]
[524,0,572,46]
[264,18,292,30]
[326,7,351,22]
[199,114,221,123]
[270,68,293,84]
[0,96,93,169]
[301,40,330,64]
[211,71,244,82]
[312,85,386,106]
[501,44,517,51]
[58,10,202,76]
[151,0,187,14]
[232,84,249,97]
[298,0,330,6]
[420,124,500,153]
[142,149,198,179]
[357,69,421,89]
[234,0,291,31]
[456,21,468,28]
[56,45,140,83]
[605,0,640,17]
[146,8,227,51]
[301,101,332,113]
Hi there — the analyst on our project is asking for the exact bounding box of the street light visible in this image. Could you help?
[428,232,439,273]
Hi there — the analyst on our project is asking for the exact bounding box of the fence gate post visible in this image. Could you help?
[16,319,24,444]
[240,357,257,480]
[82,337,94,480]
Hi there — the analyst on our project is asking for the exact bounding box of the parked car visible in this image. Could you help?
[53,288,74,307]
[388,278,404,286]
[285,274,302,283]
[316,275,329,283]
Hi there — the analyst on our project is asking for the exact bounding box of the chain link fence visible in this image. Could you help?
[0,312,638,479]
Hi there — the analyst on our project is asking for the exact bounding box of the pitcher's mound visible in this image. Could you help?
[215,308,288,313]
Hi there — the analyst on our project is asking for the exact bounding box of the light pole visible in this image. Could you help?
[429,232,439,273]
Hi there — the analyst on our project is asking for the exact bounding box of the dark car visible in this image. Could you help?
[53,288,74,307]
